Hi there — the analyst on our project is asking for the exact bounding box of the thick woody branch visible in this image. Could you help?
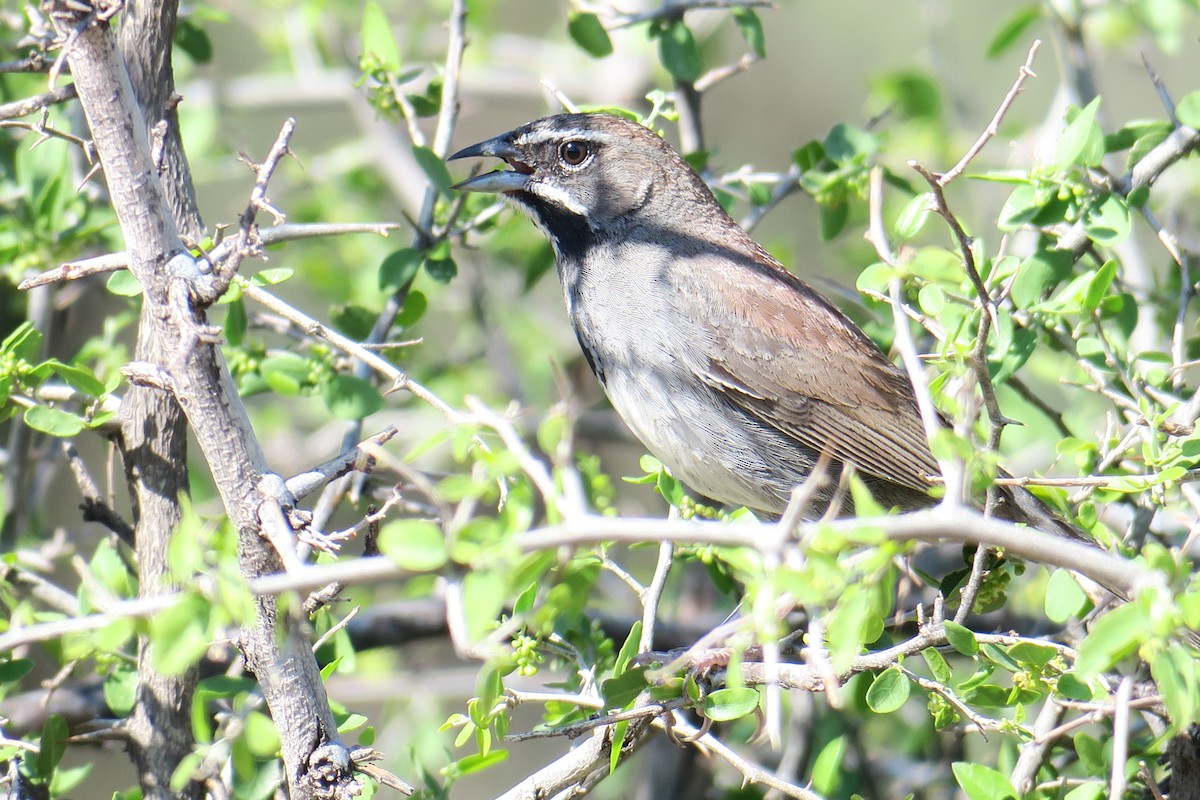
[518,506,1148,597]
[48,4,353,796]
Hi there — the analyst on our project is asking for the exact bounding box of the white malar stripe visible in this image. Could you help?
[529,182,593,224]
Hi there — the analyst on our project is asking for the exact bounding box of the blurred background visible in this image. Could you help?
[4,0,1200,796]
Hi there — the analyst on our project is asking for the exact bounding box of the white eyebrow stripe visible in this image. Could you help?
[517,128,629,147]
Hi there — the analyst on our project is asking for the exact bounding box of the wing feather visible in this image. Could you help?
[671,245,940,494]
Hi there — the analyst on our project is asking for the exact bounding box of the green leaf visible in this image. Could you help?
[24,405,85,437]
[1074,732,1105,773]
[1127,128,1172,171]
[322,374,384,420]
[0,658,34,683]
[1082,260,1118,312]
[378,520,449,571]
[810,735,846,795]
[36,714,69,779]
[823,123,877,163]
[1007,641,1058,667]
[613,620,642,677]
[731,8,766,58]
[48,361,106,397]
[379,247,423,292]
[424,256,458,283]
[747,181,772,206]
[106,269,143,297]
[659,20,702,83]
[224,296,247,347]
[894,193,930,238]
[361,2,401,72]
[986,5,1042,58]
[1011,249,1072,308]
[1063,782,1106,800]
[103,667,138,716]
[656,468,684,507]
[952,761,1017,800]
[174,18,213,64]
[49,763,92,795]
[793,140,825,171]
[1052,97,1104,169]
[871,71,941,121]
[456,749,509,777]
[331,303,377,340]
[1177,91,1200,129]
[1083,195,1131,246]
[413,144,453,195]
[943,620,979,656]
[1057,672,1094,700]
[462,571,505,641]
[259,353,310,395]
[396,290,428,329]
[819,201,848,241]
[917,284,944,316]
[609,718,629,773]
[1045,569,1088,623]
[512,581,537,615]
[251,267,293,285]
[922,648,952,684]
[826,588,873,670]
[150,594,212,675]
[601,667,648,709]
[567,12,613,58]
[1075,602,1143,677]
[988,326,1035,385]
[865,667,911,713]
[997,183,1039,230]
[170,754,204,793]
[1151,647,1199,729]
[244,711,281,758]
[703,687,760,721]
[3,322,42,361]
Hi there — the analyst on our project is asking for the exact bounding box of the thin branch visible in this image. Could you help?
[1033,696,1164,746]
[658,713,825,800]
[611,0,774,29]
[242,283,459,419]
[61,440,134,543]
[0,50,51,73]
[1010,700,1066,793]
[18,251,127,290]
[1110,677,1133,800]
[505,700,682,743]
[0,83,76,121]
[204,117,298,300]
[1140,52,1179,126]
[638,542,674,652]
[937,40,1042,187]
[284,425,398,501]
[18,223,399,291]
[693,53,759,93]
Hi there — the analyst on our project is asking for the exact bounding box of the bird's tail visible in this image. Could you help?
[992,481,1090,543]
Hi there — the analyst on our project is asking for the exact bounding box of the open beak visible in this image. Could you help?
[448,133,533,194]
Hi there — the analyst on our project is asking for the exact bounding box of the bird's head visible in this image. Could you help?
[450,113,707,252]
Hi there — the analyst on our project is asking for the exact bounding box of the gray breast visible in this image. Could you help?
[562,242,820,515]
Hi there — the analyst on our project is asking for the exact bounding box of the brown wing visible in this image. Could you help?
[672,246,940,493]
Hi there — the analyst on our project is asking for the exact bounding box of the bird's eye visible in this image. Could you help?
[559,141,590,167]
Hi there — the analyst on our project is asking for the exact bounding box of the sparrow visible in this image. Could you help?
[449,112,1079,538]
